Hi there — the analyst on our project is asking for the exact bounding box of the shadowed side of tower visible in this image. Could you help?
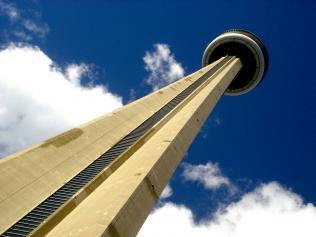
[0,30,268,237]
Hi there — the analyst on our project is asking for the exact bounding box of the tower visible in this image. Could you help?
[0,30,268,237]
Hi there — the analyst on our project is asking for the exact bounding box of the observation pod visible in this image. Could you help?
[202,30,269,95]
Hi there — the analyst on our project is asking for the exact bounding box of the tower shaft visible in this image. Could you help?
[0,56,241,237]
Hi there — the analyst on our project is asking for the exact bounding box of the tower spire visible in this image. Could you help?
[0,30,268,237]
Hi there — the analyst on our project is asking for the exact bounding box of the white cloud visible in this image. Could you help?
[22,19,49,39]
[143,43,184,91]
[0,0,18,21]
[0,1,49,41]
[0,44,122,157]
[65,63,90,85]
[160,184,173,199]
[200,116,221,139]
[127,88,137,103]
[182,162,231,190]
[138,182,316,237]
[12,30,32,41]
[215,116,221,126]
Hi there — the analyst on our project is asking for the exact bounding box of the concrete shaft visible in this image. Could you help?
[0,57,241,237]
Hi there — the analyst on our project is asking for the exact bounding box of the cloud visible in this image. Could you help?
[65,63,91,85]
[182,162,231,190]
[22,19,49,39]
[0,44,122,157]
[138,182,316,237]
[143,43,184,91]
[160,184,173,199]
[199,115,221,139]
[127,88,137,103]
[11,30,32,41]
[0,0,18,21]
[0,1,49,41]
[214,116,221,126]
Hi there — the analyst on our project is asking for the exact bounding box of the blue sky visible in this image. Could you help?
[0,0,316,236]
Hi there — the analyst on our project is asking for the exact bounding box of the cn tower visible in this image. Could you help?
[0,30,268,237]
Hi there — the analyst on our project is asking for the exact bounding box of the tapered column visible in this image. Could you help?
[0,57,241,237]
[43,57,241,237]
[0,29,268,237]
